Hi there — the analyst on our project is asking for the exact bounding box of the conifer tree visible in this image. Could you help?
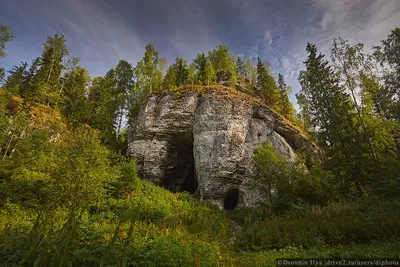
[299,43,365,196]
[256,57,280,106]
[374,28,400,122]
[0,25,14,83]
[3,62,28,95]
[163,64,177,89]
[31,34,69,105]
[174,57,189,86]
[187,63,196,89]
[277,73,295,119]
[236,56,245,77]
[193,53,207,85]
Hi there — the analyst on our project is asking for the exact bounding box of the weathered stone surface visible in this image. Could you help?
[128,89,317,208]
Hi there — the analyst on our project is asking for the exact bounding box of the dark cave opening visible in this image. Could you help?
[224,188,239,210]
[163,132,197,194]
[179,158,197,194]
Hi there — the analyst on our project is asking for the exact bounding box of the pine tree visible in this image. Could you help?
[187,64,196,89]
[0,25,14,83]
[62,66,91,122]
[193,53,207,85]
[162,65,177,89]
[299,43,365,196]
[374,28,400,122]
[3,62,28,95]
[174,57,188,86]
[331,37,377,161]
[31,34,69,105]
[277,73,295,119]
[236,56,245,77]
[256,57,280,106]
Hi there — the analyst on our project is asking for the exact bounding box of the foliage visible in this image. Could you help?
[256,57,280,107]
[208,44,237,84]
[252,143,290,202]
[277,73,296,120]
[233,198,400,252]
[0,24,15,83]
[1,24,400,266]
[0,24,14,58]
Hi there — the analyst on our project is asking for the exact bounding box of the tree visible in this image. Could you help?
[31,34,69,105]
[331,37,377,161]
[157,58,168,90]
[187,63,196,89]
[193,53,207,85]
[204,58,215,87]
[253,142,290,202]
[236,56,245,77]
[62,66,91,123]
[374,28,400,122]
[134,44,161,94]
[174,57,189,86]
[0,25,14,58]
[114,60,134,142]
[0,25,14,83]
[299,43,366,197]
[244,58,257,93]
[208,44,237,83]
[2,62,28,95]
[277,73,295,119]
[162,64,177,89]
[132,44,161,116]
[87,75,116,144]
[256,57,280,106]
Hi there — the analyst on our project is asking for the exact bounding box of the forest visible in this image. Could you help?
[0,23,399,266]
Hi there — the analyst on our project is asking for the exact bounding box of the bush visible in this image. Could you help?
[234,198,400,251]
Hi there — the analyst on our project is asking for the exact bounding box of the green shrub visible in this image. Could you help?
[235,198,400,251]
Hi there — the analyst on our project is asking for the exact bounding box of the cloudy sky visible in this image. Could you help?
[1,0,399,104]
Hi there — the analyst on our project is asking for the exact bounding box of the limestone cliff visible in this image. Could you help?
[128,87,317,209]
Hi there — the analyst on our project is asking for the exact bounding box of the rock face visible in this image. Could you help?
[128,88,317,209]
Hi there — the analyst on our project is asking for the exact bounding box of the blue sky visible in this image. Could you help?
[1,0,399,105]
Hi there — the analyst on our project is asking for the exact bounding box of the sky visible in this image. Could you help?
[1,0,399,105]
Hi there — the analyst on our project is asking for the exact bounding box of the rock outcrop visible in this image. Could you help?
[128,87,317,209]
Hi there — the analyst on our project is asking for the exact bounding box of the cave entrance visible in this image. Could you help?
[163,132,197,194]
[179,157,197,194]
[224,188,239,210]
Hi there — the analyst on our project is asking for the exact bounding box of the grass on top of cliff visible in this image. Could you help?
[154,84,311,141]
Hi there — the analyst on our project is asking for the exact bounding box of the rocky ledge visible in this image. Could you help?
[128,87,317,209]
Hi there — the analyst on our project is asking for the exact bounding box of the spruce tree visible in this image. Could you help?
[236,56,245,77]
[31,34,69,105]
[174,57,188,86]
[277,73,295,119]
[0,25,14,83]
[193,53,207,85]
[299,43,365,196]
[256,57,280,107]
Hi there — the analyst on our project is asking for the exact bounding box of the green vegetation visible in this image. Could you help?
[0,23,399,266]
